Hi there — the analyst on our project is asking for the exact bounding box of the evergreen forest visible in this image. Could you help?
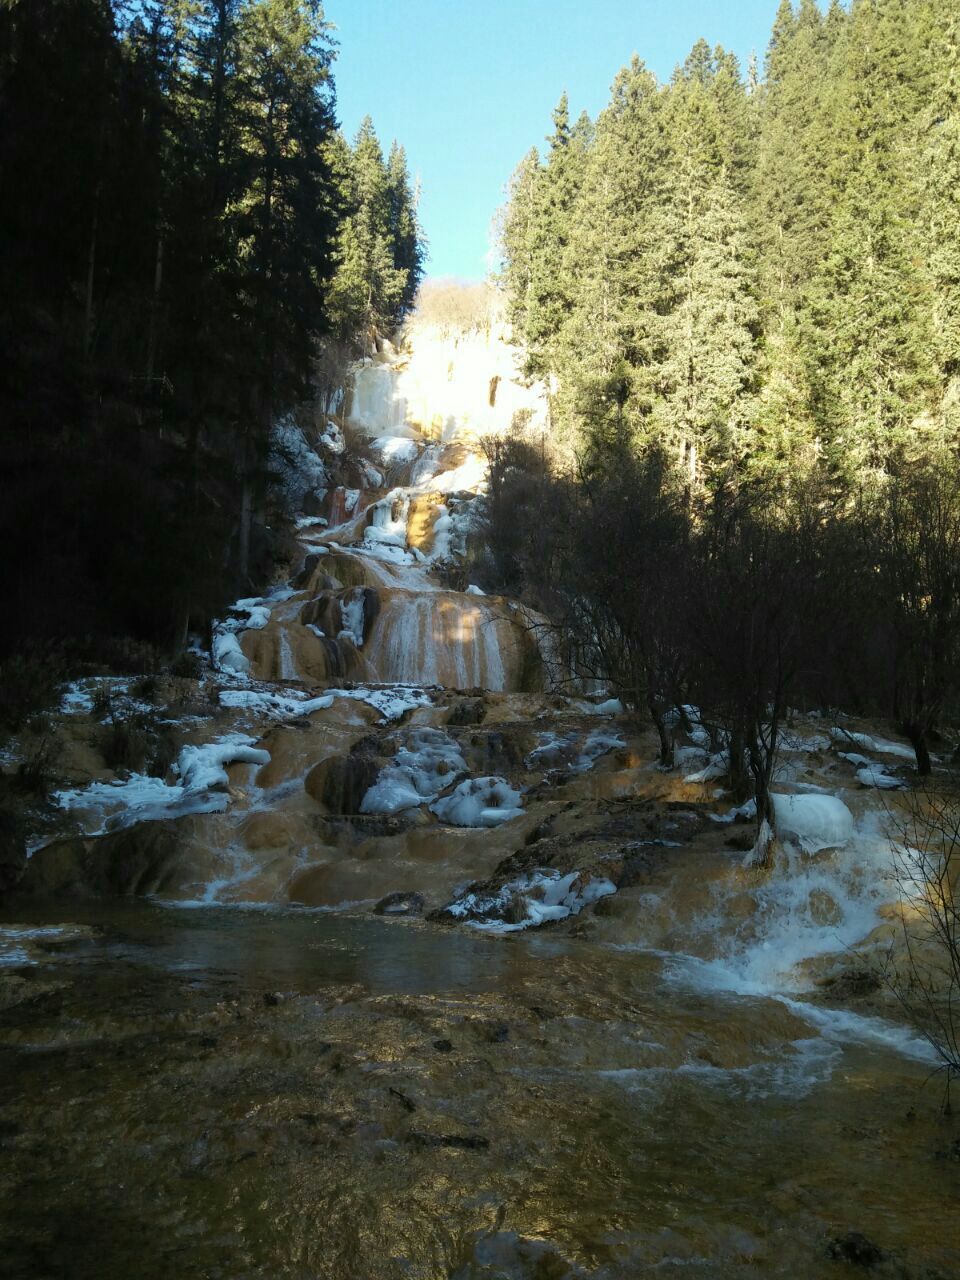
[0,0,424,716]
[492,0,960,826]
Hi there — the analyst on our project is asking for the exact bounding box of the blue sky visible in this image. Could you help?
[328,1,797,282]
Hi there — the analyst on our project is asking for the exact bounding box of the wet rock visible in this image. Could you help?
[451,1230,585,1278]
[827,1232,887,1268]
[388,1087,417,1112]
[816,968,882,1001]
[524,817,555,846]
[373,891,425,916]
[19,820,193,897]
[292,553,321,589]
[528,1004,558,1020]
[263,991,284,1007]
[316,810,428,842]
[447,698,486,727]
[725,829,756,852]
[305,742,382,815]
[463,729,529,776]
[405,1131,489,1151]
[592,893,632,919]
[486,1022,510,1044]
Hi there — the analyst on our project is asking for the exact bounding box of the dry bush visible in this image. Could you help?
[885,783,960,1106]
[409,278,498,337]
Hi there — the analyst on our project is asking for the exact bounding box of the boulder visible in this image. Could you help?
[305,749,382,815]
[447,698,486,727]
[19,820,192,897]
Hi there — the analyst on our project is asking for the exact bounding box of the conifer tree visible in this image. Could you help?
[326,117,409,343]
[499,146,543,345]
[552,61,666,447]
[386,141,425,320]
[652,49,758,482]
[520,93,590,377]
[918,6,960,443]
[807,0,936,475]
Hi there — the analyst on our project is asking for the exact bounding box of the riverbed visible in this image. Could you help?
[1,902,956,1279]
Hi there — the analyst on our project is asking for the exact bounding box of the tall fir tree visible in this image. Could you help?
[652,51,758,482]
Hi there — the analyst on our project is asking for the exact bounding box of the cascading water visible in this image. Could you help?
[363,590,511,690]
[7,312,957,1280]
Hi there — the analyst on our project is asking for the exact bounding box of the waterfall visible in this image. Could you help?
[362,591,516,690]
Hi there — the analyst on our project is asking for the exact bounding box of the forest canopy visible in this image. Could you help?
[498,0,959,487]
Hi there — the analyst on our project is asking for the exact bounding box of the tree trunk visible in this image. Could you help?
[650,697,673,768]
[83,184,101,367]
[750,738,777,870]
[146,230,164,384]
[903,722,932,777]
[238,424,253,584]
[728,724,750,801]
[238,474,252,584]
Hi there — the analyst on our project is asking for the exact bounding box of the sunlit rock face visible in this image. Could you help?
[346,293,548,444]
[240,301,552,694]
[241,572,543,693]
[363,589,540,691]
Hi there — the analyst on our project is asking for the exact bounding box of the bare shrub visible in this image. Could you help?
[885,783,960,1107]
[410,278,498,337]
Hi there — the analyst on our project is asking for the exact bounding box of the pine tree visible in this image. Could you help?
[806,0,937,476]
[232,0,339,573]
[552,59,667,449]
[498,146,542,345]
[917,5,960,444]
[521,93,590,377]
[651,49,758,482]
[385,141,424,321]
[326,117,407,343]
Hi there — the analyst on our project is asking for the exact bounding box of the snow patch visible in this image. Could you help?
[856,765,907,790]
[445,869,616,932]
[319,420,346,454]
[370,436,420,464]
[219,689,334,719]
[430,776,524,827]
[339,589,367,648]
[212,630,250,677]
[361,727,466,815]
[51,733,270,836]
[829,727,917,762]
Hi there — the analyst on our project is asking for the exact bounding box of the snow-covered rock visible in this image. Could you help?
[212,630,251,677]
[361,728,467,815]
[770,793,854,854]
[445,869,616,932]
[856,766,907,790]
[830,727,916,762]
[430,776,524,827]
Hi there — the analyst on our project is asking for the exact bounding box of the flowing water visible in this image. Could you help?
[1,901,956,1279]
[3,333,959,1277]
